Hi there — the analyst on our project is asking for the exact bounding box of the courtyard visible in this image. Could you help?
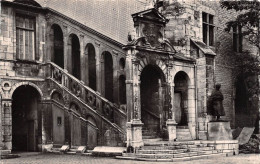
[1,153,259,164]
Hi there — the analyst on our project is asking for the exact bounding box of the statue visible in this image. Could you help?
[207,84,225,121]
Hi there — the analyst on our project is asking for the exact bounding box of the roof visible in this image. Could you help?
[34,0,149,45]
[191,39,216,56]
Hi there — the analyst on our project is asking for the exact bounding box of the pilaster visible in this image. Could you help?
[1,99,12,150]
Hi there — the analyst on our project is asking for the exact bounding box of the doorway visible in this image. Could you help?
[140,65,166,137]
[12,85,40,151]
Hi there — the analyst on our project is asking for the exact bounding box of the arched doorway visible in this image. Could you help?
[51,24,64,68]
[174,71,189,126]
[102,51,113,102]
[12,85,41,151]
[68,34,81,80]
[140,65,166,137]
[85,43,96,91]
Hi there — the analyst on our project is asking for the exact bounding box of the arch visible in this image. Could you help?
[12,85,41,151]
[85,43,96,91]
[101,51,114,102]
[70,102,81,114]
[51,90,64,104]
[10,82,43,99]
[140,64,166,136]
[173,71,190,126]
[86,114,97,127]
[137,57,167,81]
[119,58,125,70]
[51,24,64,68]
[68,33,81,80]
[119,75,126,104]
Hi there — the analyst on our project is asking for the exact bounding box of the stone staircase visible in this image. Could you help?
[176,126,193,141]
[116,140,236,162]
[42,62,126,145]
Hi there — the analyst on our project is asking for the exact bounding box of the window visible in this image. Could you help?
[202,12,214,46]
[233,25,242,52]
[57,117,62,126]
[16,15,35,60]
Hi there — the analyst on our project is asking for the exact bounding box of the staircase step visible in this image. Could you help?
[143,138,162,143]
[142,136,157,139]
[119,151,223,160]
[116,153,227,162]
[138,147,215,154]
[137,149,188,154]
[66,151,77,155]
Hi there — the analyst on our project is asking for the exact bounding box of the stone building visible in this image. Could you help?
[0,0,258,155]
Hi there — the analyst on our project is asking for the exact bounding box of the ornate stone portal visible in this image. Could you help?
[124,8,196,148]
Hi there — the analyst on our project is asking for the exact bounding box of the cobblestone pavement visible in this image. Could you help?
[1,153,260,164]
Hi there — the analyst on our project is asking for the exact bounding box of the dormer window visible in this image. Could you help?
[16,15,36,61]
[202,12,214,46]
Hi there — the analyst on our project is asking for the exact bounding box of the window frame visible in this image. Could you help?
[202,12,215,46]
[15,11,37,62]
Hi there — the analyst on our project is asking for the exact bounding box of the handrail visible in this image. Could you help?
[142,108,160,120]
[48,76,126,134]
[42,62,126,117]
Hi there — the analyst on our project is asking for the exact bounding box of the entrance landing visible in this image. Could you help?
[116,140,238,162]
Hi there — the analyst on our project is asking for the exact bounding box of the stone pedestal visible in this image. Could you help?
[126,120,144,148]
[207,121,233,140]
[166,119,177,141]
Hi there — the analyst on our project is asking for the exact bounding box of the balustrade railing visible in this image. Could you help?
[42,62,126,133]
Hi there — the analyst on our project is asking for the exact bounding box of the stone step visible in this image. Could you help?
[144,140,198,146]
[66,151,77,155]
[116,153,227,162]
[142,145,203,150]
[143,138,162,143]
[123,150,219,159]
[138,146,214,154]
[176,129,192,141]
[137,149,188,154]
[142,135,157,139]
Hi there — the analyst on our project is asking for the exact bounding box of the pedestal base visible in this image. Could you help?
[126,120,144,148]
[166,119,177,141]
[207,121,233,140]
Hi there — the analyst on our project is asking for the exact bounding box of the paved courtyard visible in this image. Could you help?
[1,153,260,164]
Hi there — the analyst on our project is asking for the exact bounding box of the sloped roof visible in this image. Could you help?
[191,39,216,56]
[33,0,150,45]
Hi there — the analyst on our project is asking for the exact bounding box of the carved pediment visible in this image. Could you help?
[132,8,168,24]
[14,0,42,7]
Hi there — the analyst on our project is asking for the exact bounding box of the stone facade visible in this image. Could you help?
[0,0,258,154]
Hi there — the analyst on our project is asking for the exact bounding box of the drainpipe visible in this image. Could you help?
[194,62,199,140]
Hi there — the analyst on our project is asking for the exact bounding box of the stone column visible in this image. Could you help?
[188,85,196,139]
[79,34,85,83]
[94,42,102,114]
[166,64,177,141]
[1,100,12,150]
[63,34,69,72]
[95,42,101,93]
[166,83,177,141]
[126,49,143,148]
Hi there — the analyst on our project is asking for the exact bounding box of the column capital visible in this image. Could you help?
[2,99,12,106]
